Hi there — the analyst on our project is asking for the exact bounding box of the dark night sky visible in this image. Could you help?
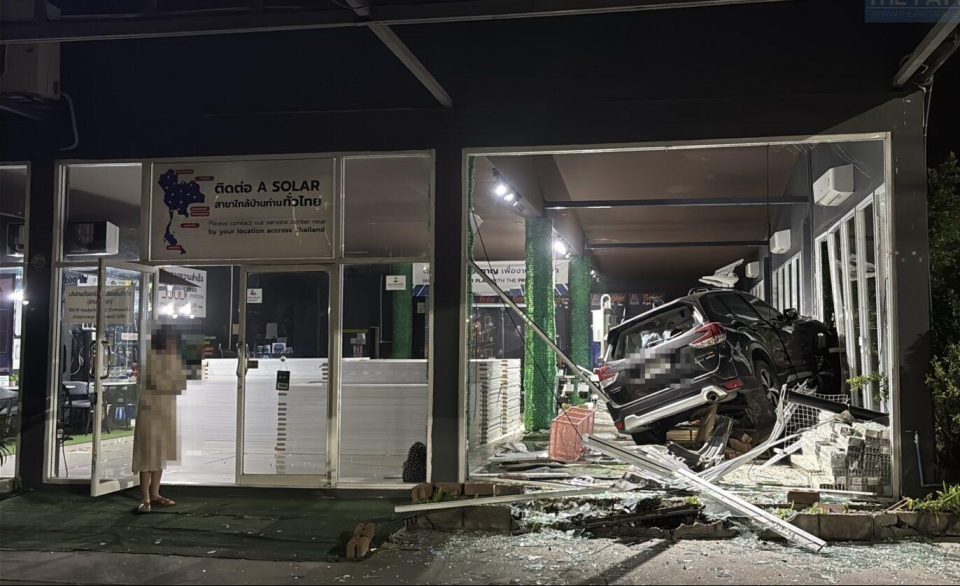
[927,54,960,166]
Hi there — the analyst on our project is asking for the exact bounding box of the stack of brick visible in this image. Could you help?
[792,414,892,496]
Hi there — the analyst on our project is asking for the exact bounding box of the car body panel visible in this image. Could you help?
[600,289,844,438]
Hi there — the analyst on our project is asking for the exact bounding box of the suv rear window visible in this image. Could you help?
[613,305,703,358]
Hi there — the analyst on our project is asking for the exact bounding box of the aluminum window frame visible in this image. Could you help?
[0,162,31,484]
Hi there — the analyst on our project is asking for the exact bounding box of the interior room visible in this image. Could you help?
[465,137,893,494]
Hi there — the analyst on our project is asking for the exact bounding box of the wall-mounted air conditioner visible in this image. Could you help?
[770,229,791,254]
[0,42,60,100]
[64,221,120,256]
[813,164,855,207]
[745,261,760,279]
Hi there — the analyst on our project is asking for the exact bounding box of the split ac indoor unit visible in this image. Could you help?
[0,42,60,99]
[813,164,855,207]
[770,229,791,254]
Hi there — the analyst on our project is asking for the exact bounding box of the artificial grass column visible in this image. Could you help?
[523,217,558,431]
[568,255,593,405]
[391,263,413,359]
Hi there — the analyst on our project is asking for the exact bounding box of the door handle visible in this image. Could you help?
[236,345,245,377]
[100,340,112,380]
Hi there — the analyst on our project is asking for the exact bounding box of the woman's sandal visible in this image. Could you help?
[150,496,176,507]
[133,503,151,514]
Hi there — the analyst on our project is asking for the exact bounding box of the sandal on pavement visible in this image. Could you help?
[150,497,176,507]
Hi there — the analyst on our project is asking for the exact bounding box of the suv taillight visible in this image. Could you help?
[594,365,617,387]
[690,322,727,348]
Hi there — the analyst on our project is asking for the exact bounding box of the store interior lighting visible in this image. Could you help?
[491,169,526,212]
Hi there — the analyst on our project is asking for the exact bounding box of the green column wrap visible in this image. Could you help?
[391,263,413,359]
[523,217,558,431]
[568,255,593,404]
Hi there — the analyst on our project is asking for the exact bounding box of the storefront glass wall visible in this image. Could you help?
[0,164,28,479]
[47,153,433,489]
[340,155,432,484]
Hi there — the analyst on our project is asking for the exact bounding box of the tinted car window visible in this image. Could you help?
[746,295,782,322]
[614,305,702,357]
[701,294,736,324]
[718,293,761,323]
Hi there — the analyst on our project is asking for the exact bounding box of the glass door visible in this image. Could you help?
[90,260,158,496]
[236,266,332,486]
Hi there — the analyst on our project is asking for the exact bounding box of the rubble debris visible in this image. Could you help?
[667,416,734,471]
[489,451,551,464]
[791,414,893,496]
[583,435,827,553]
[395,488,607,514]
[694,404,719,445]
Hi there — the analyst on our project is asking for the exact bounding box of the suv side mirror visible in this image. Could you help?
[783,308,799,321]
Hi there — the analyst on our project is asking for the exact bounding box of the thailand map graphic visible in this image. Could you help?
[158,169,206,255]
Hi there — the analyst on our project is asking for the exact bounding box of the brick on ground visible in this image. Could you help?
[493,484,525,496]
[434,482,463,497]
[463,482,495,497]
[787,490,820,507]
[411,483,434,502]
[345,523,376,561]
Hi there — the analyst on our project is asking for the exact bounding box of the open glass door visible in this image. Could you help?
[90,260,158,496]
[237,266,332,486]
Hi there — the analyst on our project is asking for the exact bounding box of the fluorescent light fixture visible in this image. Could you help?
[494,183,509,197]
[504,192,516,202]
[511,200,520,207]
[553,240,568,256]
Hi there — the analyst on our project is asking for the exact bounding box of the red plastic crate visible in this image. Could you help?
[549,406,596,463]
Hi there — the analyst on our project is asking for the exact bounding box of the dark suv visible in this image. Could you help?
[596,290,844,444]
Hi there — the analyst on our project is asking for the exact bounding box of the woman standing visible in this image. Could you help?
[132,325,185,514]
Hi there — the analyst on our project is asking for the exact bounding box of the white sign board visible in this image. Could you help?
[413,260,569,296]
[64,285,136,325]
[149,159,335,261]
[157,266,207,319]
[385,275,407,291]
[246,288,263,304]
